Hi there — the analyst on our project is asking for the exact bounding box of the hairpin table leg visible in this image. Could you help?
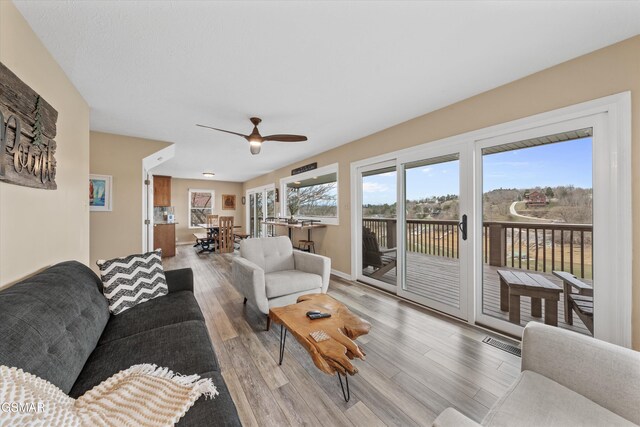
[337,373,350,402]
[279,324,287,365]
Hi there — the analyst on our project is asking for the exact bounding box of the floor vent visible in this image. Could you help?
[482,336,521,357]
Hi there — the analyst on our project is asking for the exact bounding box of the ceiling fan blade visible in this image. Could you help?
[196,124,249,140]
[262,134,308,142]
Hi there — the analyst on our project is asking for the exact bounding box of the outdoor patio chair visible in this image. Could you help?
[553,270,594,335]
[362,227,396,279]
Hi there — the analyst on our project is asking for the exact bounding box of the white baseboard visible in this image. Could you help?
[331,269,353,281]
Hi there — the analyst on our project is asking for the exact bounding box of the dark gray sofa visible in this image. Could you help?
[0,261,241,426]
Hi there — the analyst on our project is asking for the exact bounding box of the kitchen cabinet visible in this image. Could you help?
[153,223,176,257]
[153,175,172,207]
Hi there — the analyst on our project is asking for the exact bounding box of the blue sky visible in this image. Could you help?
[362,137,593,205]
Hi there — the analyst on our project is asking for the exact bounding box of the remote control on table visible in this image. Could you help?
[306,311,331,320]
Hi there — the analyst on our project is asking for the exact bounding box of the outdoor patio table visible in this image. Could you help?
[498,270,562,326]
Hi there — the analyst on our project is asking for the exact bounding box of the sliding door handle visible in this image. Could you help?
[458,214,468,241]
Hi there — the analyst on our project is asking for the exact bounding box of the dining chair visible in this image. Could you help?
[206,214,219,227]
[216,216,235,253]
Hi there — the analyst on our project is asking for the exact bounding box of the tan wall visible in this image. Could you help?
[90,132,169,267]
[0,1,90,287]
[171,178,244,245]
[244,35,640,348]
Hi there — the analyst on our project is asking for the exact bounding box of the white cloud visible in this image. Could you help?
[380,171,396,177]
[422,167,432,173]
[362,182,388,193]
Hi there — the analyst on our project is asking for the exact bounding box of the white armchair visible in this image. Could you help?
[433,322,640,426]
[231,236,331,329]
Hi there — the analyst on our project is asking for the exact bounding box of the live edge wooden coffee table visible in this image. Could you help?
[269,294,371,402]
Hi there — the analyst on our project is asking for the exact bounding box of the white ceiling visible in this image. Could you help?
[14,1,640,182]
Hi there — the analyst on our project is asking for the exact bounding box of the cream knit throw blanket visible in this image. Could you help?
[0,364,218,426]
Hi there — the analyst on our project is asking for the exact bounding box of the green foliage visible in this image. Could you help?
[545,186,555,198]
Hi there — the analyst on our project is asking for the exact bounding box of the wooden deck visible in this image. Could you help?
[363,252,590,336]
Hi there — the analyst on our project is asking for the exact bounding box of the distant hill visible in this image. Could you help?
[363,185,592,224]
[484,186,592,224]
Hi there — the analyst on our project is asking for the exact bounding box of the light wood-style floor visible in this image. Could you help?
[165,246,522,426]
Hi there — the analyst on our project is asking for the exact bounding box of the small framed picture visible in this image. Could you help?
[222,194,236,210]
[89,174,112,212]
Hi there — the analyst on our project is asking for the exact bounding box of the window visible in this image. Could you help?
[281,164,339,224]
[188,189,214,228]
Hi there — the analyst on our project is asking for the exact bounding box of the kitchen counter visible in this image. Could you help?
[153,223,176,257]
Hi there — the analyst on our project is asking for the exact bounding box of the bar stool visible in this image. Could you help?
[298,240,315,253]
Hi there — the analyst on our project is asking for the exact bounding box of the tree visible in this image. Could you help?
[545,187,554,198]
[287,183,337,217]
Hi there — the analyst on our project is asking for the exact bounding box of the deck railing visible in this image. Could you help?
[362,218,593,279]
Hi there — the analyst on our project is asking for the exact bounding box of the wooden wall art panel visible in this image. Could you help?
[0,62,58,189]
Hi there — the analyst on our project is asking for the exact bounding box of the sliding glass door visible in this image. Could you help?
[249,193,256,237]
[398,146,470,320]
[475,119,599,337]
[255,192,263,236]
[356,161,398,292]
[355,146,470,320]
[246,185,275,238]
[352,95,630,345]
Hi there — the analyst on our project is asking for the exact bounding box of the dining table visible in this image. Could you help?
[196,222,241,253]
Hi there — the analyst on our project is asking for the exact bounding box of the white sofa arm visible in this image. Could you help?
[522,322,640,424]
[293,251,331,293]
[432,408,481,427]
[231,257,268,314]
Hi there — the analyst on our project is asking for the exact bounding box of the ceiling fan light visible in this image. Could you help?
[202,172,215,178]
[249,141,261,155]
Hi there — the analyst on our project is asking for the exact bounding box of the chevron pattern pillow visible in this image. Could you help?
[97,250,168,315]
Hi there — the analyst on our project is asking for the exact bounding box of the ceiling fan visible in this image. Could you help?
[197,117,307,155]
